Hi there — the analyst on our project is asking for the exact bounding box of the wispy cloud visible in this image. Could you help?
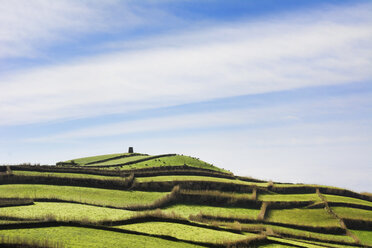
[24,90,372,143]
[1,2,371,126]
[0,0,178,59]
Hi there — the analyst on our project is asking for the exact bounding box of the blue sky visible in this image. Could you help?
[0,0,371,192]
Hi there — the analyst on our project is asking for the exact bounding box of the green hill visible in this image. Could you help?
[0,152,371,247]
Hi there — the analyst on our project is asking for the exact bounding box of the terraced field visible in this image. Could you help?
[1,152,371,247]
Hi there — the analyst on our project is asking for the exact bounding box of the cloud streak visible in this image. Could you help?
[0,2,371,126]
[0,0,178,60]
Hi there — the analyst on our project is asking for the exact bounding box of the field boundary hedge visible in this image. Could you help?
[196,214,346,235]
[343,218,372,230]
[257,202,269,220]
[0,174,134,191]
[131,180,258,192]
[268,185,372,202]
[10,165,233,179]
[0,234,64,248]
[0,198,34,208]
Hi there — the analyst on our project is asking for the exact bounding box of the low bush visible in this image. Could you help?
[0,234,64,248]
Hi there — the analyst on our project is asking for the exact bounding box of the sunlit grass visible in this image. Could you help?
[163,204,260,219]
[117,221,249,244]
[331,207,372,221]
[0,184,167,208]
[266,208,340,227]
[0,226,204,248]
[0,202,134,222]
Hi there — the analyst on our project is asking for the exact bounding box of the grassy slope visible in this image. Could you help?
[65,153,131,165]
[266,224,354,243]
[163,204,260,219]
[324,194,372,207]
[266,209,341,227]
[136,175,267,186]
[0,226,204,248]
[119,155,228,173]
[331,206,372,221]
[349,229,372,246]
[1,152,372,247]
[258,193,320,202]
[117,221,249,244]
[89,155,150,166]
[62,153,230,173]
[0,184,167,207]
[0,202,134,222]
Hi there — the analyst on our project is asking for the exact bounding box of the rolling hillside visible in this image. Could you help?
[0,152,371,247]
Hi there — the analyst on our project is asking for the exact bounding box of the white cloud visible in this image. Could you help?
[25,91,372,142]
[0,2,371,125]
[0,0,175,59]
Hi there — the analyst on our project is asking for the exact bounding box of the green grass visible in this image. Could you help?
[257,193,320,202]
[13,170,126,181]
[65,153,130,165]
[266,224,354,243]
[267,236,326,248]
[323,194,372,207]
[259,244,296,248]
[0,184,168,208]
[163,204,260,219]
[118,221,249,244]
[0,202,134,222]
[289,239,359,248]
[136,175,268,186]
[107,155,230,173]
[349,229,372,246]
[0,226,204,248]
[266,209,341,227]
[331,207,372,221]
[88,155,150,166]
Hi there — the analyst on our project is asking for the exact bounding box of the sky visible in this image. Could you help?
[0,0,371,192]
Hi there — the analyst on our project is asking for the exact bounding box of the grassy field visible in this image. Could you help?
[331,206,372,221]
[266,236,325,248]
[265,224,354,243]
[1,152,371,247]
[136,175,267,186]
[121,155,228,173]
[257,193,320,202]
[163,204,260,219]
[323,194,372,207]
[0,202,134,222]
[89,155,150,166]
[62,153,230,174]
[117,221,249,244]
[0,226,204,248]
[266,209,341,227]
[0,184,167,207]
[349,229,372,246]
[65,153,131,165]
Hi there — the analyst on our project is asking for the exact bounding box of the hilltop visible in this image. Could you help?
[0,152,371,247]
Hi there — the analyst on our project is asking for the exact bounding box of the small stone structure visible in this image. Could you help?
[128,147,134,153]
